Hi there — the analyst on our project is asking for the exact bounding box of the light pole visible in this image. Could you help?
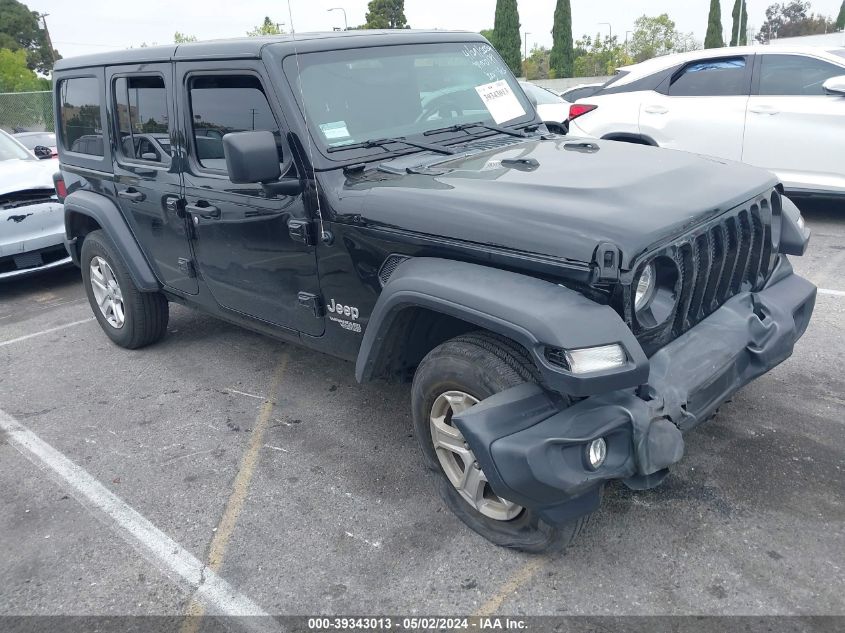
[328,8,348,31]
[524,32,531,62]
[735,0,746,45]
[598,22,612,41]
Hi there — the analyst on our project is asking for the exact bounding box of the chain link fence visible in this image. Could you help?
[0,91,54,133]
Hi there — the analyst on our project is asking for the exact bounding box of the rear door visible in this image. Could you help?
[174,60,323,336]
[639,55,752,160]
[743,52,845,193]
[107,64,197,294]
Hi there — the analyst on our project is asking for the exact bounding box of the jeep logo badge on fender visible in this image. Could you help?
[327,299,359,321]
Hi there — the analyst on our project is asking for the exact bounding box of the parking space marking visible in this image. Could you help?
[819,288,845,297]
[0,317,94,348]
[181,355,290,629]
[0,408,271,619]
[474,557,547,616]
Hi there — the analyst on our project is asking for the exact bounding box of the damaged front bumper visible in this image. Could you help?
[454,257,816,526]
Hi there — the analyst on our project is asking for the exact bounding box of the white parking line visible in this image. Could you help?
[819,288,845,297]
[0,317,94,348]
[0,408,273,623]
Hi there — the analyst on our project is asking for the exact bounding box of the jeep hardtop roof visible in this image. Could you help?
[53,30,485,71]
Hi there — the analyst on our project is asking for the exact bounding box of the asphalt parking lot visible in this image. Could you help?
[1,200,844,624]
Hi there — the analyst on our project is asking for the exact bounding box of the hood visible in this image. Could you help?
[0,157,58,197]
[353,137,778,269]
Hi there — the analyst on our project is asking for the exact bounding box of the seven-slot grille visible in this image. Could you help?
[630,190,780,356]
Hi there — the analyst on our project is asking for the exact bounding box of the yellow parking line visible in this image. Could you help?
[180,354,289,632]
[474,557,548,616]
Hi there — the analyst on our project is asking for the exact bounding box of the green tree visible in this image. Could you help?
[0,0,59,73]
[573,34,632,77]
[730,0,749,45]
[756,2,835,43]
[522,45,551,80]
[491,0,522,76]
[0,47,47,92]
[480,29,494,42]
[705,0,724,48]
[174,31,197,44]
[246,17,284,36]
[838,1,845,29]
[363,0,409,29]
[549,0,574,79]
[630,14,677,62]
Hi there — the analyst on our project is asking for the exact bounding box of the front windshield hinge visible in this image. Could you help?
[343,163,367,176]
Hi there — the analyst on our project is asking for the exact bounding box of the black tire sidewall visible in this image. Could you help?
[80,231,142,348]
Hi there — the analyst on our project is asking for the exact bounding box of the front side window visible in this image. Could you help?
[284,42,534,152]
[187,74,281,170]
[759,54,845,96]
[114,75,170,163]
[668,57,748,97]
[59,77,104,155]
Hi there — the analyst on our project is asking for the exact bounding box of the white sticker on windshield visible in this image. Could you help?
[320,121,351,140]
[474,80,526,125]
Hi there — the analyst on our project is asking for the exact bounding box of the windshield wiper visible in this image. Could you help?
[326,136,455,155]
[423,122,528,139]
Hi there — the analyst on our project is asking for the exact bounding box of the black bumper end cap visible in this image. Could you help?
[537,487,602,526]
[623,468,670,491]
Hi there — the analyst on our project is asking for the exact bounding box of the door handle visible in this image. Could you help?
[749,105,779,115]
[185,202,221,220]
[644,105,669,114]
[118,188,145,202]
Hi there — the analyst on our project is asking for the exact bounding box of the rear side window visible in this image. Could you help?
[59,77,104,155]
[187,74,281,171]
[668,57,748,97]
[114,75,170,164]
[759,54,845,96]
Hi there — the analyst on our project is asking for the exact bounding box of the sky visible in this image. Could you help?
[29,0,845,60]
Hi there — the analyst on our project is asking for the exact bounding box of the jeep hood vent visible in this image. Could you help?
[378,254,411,287]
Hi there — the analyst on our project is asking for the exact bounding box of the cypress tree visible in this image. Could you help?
[837,1,845,30]
[491,0,522,76]
[549,0,574,78]
[705,0,724,49]
[730,0,748,46]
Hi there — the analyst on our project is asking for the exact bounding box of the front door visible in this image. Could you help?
[743,53,845,193]
[107,64,197,294]
[175,62,323,336]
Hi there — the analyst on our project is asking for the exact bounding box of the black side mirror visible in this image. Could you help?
[33,145,52,159]
[222,131,302,197]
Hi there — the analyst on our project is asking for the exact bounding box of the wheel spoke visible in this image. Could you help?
[90,276,108,292]
[460,464,487,505]
[112,300,125,326]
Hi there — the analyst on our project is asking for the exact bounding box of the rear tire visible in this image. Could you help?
[80,230,168,349]
[411,332,589,553]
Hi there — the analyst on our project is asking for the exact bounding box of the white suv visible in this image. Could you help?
[568,46,845,198]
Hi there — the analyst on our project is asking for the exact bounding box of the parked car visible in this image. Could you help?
[560,83,603,103]
[568,46,845,198]
[519,81,569,132]
[54,31,814,552]
[13,131,58,159]
[0,129,70,280]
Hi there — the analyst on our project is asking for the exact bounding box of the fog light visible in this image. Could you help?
[563,344,626,374]
[587,438,607,470]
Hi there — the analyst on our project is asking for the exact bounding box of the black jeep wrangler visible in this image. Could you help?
[53,31,816,552]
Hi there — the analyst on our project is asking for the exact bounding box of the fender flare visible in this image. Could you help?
[64,190,160,292]
[355,258,649,398]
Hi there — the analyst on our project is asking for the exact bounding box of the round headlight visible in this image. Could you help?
[635,262,656,312]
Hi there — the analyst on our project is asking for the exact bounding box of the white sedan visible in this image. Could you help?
[519,82,569,133]
[0,129,70,280]
[568,46,845,198]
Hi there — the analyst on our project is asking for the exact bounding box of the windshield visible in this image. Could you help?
[15,133,56,150]
[521,82,563,105]
[284,42,534,153]
[0,131,34,162]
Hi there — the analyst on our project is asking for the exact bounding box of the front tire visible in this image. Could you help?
[411,332,589,553]
[81,230,169,349]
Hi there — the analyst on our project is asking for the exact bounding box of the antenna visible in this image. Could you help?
[286,0,328,243]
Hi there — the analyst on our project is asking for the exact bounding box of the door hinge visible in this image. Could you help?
[297,292,325,318]
[178,257,196,278]
[288,219,316,246]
